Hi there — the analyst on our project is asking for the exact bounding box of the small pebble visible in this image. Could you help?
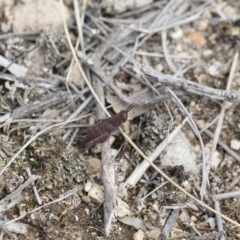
[196,119,205,129]
[197,19,209,31]
[211,151,222,169]
[146,229,161,240]
[182,180,192,192]
[85,158,101,175]
[115,198,131,217]
[207,217,216,229]
[81,195,91,204]
[190,215,197,222]
[170,28,183,39]
[0,179,4,194]
[203,49,213,57]
[155,63,163,72]
[230,140,240,150]
[187,31,205,47]
[133,229,145,240]
[88,183,104,203]
[84,181,92,192]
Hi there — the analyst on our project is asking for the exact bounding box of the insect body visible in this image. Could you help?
[80,104,134,149]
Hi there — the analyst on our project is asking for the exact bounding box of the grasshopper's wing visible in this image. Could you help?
[84,132,110,149]
[79,119,116,149]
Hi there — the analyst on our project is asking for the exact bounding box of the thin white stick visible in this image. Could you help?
[213,190,240,201]
[26,168,42,205]
[141,181,168,201]
[162,31,177,73]
[215,201,226,240]
[74,0,86,57]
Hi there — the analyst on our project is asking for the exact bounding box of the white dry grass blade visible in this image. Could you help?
[3,221,27,235]
[213,190,240,201]
[200,115,220,133]
[0,221,13,239]
[73,0,86,57]
[200,52,239,199]
[203,129,240,164]
[214,201,225,240]
[162,30,177,73]
[66,128,79,150]
[61,94,93,132]
[59,0,240,228]
[135,50,198,59]
[141,181,168,201]
[66,0,86,83]
[126,117,188,186]
[26,167,42,205]
[0,55,28,77]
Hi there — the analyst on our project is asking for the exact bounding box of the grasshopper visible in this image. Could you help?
[80,104,134,149]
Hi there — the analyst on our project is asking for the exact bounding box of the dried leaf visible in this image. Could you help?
[117,216,147,231]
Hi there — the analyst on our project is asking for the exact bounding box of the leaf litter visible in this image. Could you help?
[0,0,240,239]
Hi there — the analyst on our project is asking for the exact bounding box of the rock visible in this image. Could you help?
[102,0,153,14]
[115,197,131,218]
[68,62,85,88]
[230,139,240,150]
[81,195,91,204]
[187,31,205,47]
[88,183,104,203]
[12,0,71,33]
[170,28,183,39]
[85,158,101,175]
[161,132,197,173]
[211,151,222,169]
[207,217,216,229]
[197,18,209,31]
[133,229,145,240]
[0,179,4,194]
[146,229,161,239]
[84,181,92,192]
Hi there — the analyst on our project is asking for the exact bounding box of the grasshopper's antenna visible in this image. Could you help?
[126,103,135,112]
